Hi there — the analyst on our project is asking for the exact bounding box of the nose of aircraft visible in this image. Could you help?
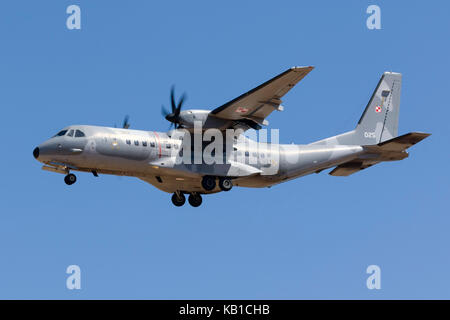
[33,147,39,159]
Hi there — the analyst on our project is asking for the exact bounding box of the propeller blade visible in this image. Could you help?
[170,86,176,113]
[161,105,170,117]
[163,86,187,129]
[175,93,186,116]
[122,115,130,129]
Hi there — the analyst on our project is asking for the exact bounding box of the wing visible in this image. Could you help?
[210,66,314,128]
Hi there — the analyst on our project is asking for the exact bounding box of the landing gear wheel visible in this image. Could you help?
[171,192,186,207]
[218,177,233,192]
[188,194,202,207]
[201,175,216,191]
[64,173,77,185]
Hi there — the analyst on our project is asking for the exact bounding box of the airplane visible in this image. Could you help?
[33,66,430,207]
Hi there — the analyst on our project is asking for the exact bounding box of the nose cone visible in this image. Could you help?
[33,147,39,159]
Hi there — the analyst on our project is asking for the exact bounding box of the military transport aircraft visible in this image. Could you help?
[33,67,430,207]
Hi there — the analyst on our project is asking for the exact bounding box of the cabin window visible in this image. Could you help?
[174,144,178,150]
[142,141,147,147]
[166,143,171,149]
[252,152,257,157]
[75,130,85,138]
[126,140,131,145]
[67,130,74,137]
[150,142,155,147]
[245,151,249,157]
[134,140,139,146]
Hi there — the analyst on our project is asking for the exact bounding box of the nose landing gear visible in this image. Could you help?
[64,173,77,185]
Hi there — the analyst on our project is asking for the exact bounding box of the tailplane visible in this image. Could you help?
[329,132,430,176]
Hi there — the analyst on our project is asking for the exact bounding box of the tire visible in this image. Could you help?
[188,194,202,207]
[201,176,216,191]
[64,174,76,185]
[218,177,232,191]
[171,193,186,207]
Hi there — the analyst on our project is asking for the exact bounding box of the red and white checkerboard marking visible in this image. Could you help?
[236,106,249,114]
[375,105,382,113]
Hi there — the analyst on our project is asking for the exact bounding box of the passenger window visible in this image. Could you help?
[67,130,74,137]
[134,140,139,146]
[166,143,171,149]
[245,151,249,157]
[142,141,147,147]
[150,142,155,147]
[126,140,131,145]
[75,130,85,137]
[252,152,257,157]
[174,144,178,150]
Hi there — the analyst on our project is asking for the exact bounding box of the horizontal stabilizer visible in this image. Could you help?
[329,132,430,176]
[329,161,375,176]
[374,132,431,152]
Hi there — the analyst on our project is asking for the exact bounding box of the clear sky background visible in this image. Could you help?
[0,1,448,299]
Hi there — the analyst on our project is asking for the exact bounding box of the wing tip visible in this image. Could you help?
[291,66,315,71]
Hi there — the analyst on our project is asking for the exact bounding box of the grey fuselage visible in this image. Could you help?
[34,125,364,194]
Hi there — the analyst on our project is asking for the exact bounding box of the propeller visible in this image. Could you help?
[122,115,130,129]
[114,115,130,129]
[161,86,186,129]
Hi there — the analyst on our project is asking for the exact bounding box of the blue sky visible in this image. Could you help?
[0,0,448,299]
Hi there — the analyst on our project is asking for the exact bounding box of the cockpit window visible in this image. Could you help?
[54,130,68,137]
[75,130,85,137]
[67,130,74,137]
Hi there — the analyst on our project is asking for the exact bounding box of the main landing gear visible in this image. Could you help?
[201,176,233,192]
[171,192,203,207]
[218,177,233,192]
[171,192,186,207]
[64,173,77,185]
[188,193,202,207]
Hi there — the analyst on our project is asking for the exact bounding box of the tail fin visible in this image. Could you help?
[311,72,402,146]
[355,72,402,144]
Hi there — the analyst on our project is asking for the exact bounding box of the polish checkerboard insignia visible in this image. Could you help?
[236,106,249,114]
